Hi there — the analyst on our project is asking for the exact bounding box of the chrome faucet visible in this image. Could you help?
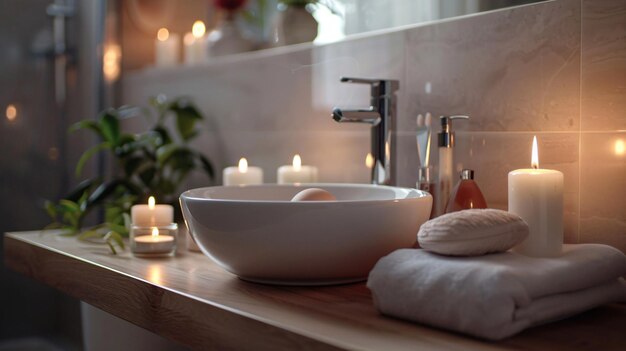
[332,77,399,185]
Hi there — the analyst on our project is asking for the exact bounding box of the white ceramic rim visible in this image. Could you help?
[180,183,430,204]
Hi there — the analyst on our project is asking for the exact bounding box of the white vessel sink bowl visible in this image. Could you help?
[180,184,432,285]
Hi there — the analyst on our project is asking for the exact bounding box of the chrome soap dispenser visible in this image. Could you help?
[437,115,469,216]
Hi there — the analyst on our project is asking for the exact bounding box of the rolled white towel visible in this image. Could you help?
[367,244,626,340]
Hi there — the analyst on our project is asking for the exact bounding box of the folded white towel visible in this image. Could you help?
[367,244,626,340]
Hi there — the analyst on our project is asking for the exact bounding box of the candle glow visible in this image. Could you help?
[192,20,206,38]
[365,153,374,169]
[152,227,159,237]
[157,28,169,41]
[238,158,248,173]
[531,135,539,169]
[148,196,155,209]
[5,104,17,121]
[615,139,625,156]
[293,154,302,171]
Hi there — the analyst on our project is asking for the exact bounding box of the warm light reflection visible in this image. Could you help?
[238,157,248,173]
[147,265,163,285]
[615,139,625,156]
[192,20,206,38]
[6,104,17,121]
[103,44,121,82]
[157,28,169,41]
[148,196,156,209]
[183,32,194,45]
[152,227,159,237]
[293,154,302,171]
[365,153,374,169]
[531,135,539,169]
[48,147,59,161]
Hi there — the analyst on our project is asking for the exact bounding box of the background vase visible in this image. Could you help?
[272,4,319,46]
[208,12,255,57]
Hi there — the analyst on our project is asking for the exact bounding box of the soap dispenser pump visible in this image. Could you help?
[445,169,488,213]
[437,115,469,216]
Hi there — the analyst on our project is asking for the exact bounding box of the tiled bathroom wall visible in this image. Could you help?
[122,0,625,252]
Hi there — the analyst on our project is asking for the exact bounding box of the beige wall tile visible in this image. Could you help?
[581,0,626,131]
[402,0,581,133]
[579,132,626,251]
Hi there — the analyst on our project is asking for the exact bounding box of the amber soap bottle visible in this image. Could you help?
[445,169,488,213]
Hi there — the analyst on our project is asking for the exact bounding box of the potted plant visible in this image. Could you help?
[44,95,214,253]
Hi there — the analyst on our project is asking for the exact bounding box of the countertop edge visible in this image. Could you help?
[3,233,347,351]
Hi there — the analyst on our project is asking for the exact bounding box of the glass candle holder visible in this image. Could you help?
[130,223,178,257]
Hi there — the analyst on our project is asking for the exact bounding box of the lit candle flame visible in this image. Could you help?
[531,135,539,169]
[238,158,248,173]
[192,20,206,38]
[365,153,374,169]
[5,104,17,121]
[293,154,302,171]
[152,227,159,237]
[157,28,169,41]
[148,196,156,209]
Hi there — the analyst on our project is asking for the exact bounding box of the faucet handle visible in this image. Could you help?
[339,77,399,94]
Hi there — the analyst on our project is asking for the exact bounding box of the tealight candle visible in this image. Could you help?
[155,28,180,67]
[223,158,263,185]
[508,136,563,257]
[131,196,174,226]
[183,20,208,65]
[131,225,178,257]
[277,154,318,184]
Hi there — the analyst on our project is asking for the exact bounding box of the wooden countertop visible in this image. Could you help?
[4,231,626,350]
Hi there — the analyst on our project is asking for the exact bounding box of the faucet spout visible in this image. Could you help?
[331,77,399,185]
[332,107,381,125]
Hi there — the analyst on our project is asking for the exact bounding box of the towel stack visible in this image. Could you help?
[367,244,626,340]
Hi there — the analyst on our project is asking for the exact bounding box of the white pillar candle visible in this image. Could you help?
[155,28,180,67]
[223,158,264,186]
[508,136,563,257]
[183,21,208,65]
[277,154,318,184]
[131,196,174,226]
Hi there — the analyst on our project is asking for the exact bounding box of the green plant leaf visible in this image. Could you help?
[59,199,80,213]
[76,142,109,177]
[116,105,141,119]
[78,230,101,241]
[104,231,125,252]
[105,240,117,255]
[197,153,215,179]
[168,101,202,141]
[156,144,180,165]
[64,179,98,202]
[138,166,156,188]
[122,156,146,177]
[99,111,120,145]
[152,125,172,145]
[69,119,102,137]
[88,179,143,206]
[44,201,57,219]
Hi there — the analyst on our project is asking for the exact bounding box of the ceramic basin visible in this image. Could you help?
[180,183,432,285]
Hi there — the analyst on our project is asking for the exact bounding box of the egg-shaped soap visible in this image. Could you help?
[291,188,337,202]
[418,209,528,256]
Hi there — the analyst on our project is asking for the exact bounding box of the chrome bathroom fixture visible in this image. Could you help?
[331,77,399,185]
